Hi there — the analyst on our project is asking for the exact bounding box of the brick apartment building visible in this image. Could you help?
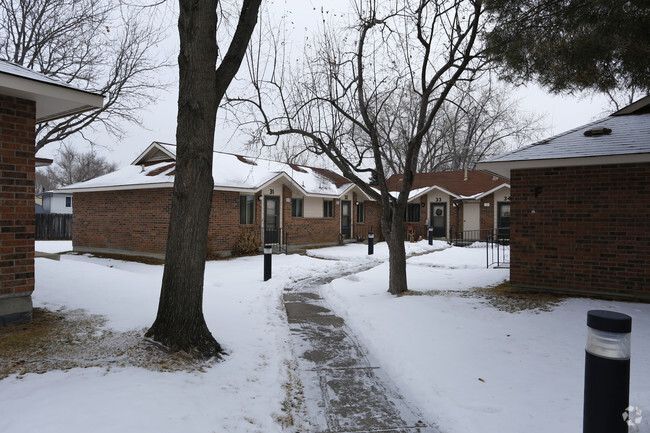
[0,60,102,325]
[478,95,650,301]
[62,142,382,259]
[386,170,511,240]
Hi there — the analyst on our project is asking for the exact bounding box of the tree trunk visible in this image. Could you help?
[383,204,408,295]
[145,0,222,359]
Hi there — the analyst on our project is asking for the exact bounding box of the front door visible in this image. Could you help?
[497,202,510,240]
[264,196,280,244]
[430,203,447,237]
[341,200,351,239]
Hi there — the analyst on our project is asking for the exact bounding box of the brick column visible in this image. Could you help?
[0,95,36,326]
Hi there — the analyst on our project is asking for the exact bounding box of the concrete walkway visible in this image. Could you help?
[283,269,440,433]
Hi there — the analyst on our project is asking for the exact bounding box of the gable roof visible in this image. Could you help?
[60,142,357,198]
[0,60,104,122]
[477,95,650,178]
[386,170,509,201]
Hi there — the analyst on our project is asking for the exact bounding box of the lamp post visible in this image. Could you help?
[583,310,632,433]
[428,227,434,245]
[368,232,374,255]
[263,245,272,281]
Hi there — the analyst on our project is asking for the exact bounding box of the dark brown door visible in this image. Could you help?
[430,203,447,237]
[341,201,351,239]
[264,196,280,244]
[497,202,510,240]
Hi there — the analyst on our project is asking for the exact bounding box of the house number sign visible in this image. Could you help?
[269,189,274,194]
[504,196,511,201]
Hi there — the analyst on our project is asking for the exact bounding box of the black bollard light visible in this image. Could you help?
[368,232,374,255]
[583,310,632,433]
[428,227,434,245]
[263,245,272,281]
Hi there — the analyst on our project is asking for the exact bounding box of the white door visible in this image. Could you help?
[463,202,480,231]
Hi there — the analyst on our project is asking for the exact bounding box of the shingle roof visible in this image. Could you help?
[387,170,509,199]
[477,95,650,177]
[486,112,650,163]
[0,59,104,122]
[0,60,74,89]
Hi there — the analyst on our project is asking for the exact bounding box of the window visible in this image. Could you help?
[65,196,72,208]
[405,203,420,222]
[291,198,303,217]
[239,195,254,224]
[356,202,364,222]
[323,200,333,218]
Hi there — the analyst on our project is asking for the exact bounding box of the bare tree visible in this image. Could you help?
[235,0,487,294]
[145,0,262,359]
[37,144,118,189]
[0,0,170,151]
[380,80,543,175]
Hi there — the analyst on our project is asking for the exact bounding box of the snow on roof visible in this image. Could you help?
[61,142,354,197]
[477,96,650,177]
[386,170,509,202]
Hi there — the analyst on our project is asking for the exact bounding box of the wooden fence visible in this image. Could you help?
[35,213,72,240]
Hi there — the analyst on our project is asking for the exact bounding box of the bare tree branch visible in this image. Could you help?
[0,0,172,151]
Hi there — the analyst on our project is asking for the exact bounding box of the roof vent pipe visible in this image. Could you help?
[464,166,468,181]
[584,127,612,137]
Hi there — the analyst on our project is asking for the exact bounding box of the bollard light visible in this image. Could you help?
[583,310,632,433]
[428,227,434,245]
[263,245,272,281]
[368,232,374,255]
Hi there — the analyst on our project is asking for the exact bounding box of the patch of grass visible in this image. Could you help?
[0,308,209,380]
[275,360,308,430]
[465,281,565,313]
[396,290,425,297]
[68,251,165,265]
[414,281,564,313]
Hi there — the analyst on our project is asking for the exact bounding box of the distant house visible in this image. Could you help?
[61,142,382,259]
[0,60,103,325]
[386,170,510,240]
[39,191,73,214]
[477,95,650,302]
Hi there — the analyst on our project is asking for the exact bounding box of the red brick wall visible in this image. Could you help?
[0,95,36,303]
[480,194,495,230]
[450,201,462,234]
[74,188,249,257]
[510,163,650,300]
[75,186,380,257]
[282,186,341,245]
[73,189,172,254]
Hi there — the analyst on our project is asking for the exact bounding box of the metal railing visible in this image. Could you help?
[449,227,493,246]
[486,229,510,268]
[262,227,289,254]
[450,227,510,268]
[353,224,373,241]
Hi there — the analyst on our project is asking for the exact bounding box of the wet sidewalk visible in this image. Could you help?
[283,282,440,433]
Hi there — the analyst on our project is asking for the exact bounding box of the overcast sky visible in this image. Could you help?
[37,0,613,169]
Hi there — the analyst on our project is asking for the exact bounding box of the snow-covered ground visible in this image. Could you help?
[1,240,648,432]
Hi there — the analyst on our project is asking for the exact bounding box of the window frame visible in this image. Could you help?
[65,196,72,208]
[291,198,304,218]
[405,203,421,223]
[323,200,334,218]
[239,195,255,225]
[356,202,364,223]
